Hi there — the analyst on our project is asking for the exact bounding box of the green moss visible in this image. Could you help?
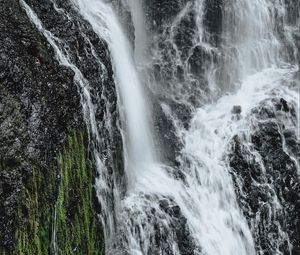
[15,162,56,255]
[54,132,103,255]
[12,132,103,255]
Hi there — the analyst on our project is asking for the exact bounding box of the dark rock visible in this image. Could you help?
[0,0,83,250]
[158,197,198,255]
[0,0,123,252]
[284,0,300,25]
[143,0,189,31]
[203,0,223,45]
[141,0,221,154]
[228,96,300,254]
[152,97,184,167]
[188,45,214,79]
[280,98,289,112]
[231,105,242,114]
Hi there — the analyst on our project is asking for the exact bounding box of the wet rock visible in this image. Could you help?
[143,0,189,31]
[0,160,29,248]
[1,0,125,253]
[141,0,221,156]
[231,105,242,114]
[0,0,92,251]
[173,7,197,57]
[280,98,289,112]
[152,99,182,167]
[284,0,300,25]
[203,0,223,45]
[188,45,214,79]
[228,96,300,254]
[158,198,198,255]
[114,194,200,255]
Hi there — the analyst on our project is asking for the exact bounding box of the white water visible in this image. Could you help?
[179,66,297,255]
[69,1,162,253]
[71,0,155,184]
[222,0,281,75]
[127,0,148,66]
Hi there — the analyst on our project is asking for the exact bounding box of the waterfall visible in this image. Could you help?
[114,0,298,254]
[20,0,299,254]
[71,0,155,182]
[127,0,148,66]
[220,0,283,88]
[68,0,163,252]
[70,1,256,254]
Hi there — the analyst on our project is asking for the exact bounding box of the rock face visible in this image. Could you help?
[114,194,200,255]
[157,198,199,255]
[0,0,122,254]
[231,105,242,114]
[143,0,219,102]
[228,94,300,254]
[140,0,224,168]
[23,0,124,185]
[0,0,82,251]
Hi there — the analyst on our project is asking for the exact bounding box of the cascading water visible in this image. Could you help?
[127,0,148,66]
[221,0,282,83]
[114,0,299,254]
[72,0,257,254]
[70,0,155,184]
[19,0,300,254]
[69,1,161,252]
[142,0,299,254]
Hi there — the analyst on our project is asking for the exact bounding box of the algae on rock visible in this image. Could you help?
[15,162,56,255]
[54,132,103,255]
[12,132,103,255]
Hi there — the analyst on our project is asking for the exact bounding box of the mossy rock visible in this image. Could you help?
[15,161,56,255]
[54,132,103,255]
[11,132,103,255]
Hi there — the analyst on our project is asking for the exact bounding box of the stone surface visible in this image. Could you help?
[228,95,300,254]
[0,0,82,250]
[0,0,122,253]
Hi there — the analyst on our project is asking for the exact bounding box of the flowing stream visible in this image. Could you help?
[20,0,299,254]
[70,0,156,186]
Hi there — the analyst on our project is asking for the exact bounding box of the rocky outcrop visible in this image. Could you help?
[114,194,200,255]
[142,0,223,169]
[203,0,223,46]
[158,198,199,255]
[24,0,125,187]
[228,94,300,254]
[0,0,82,251]
[0,0,122,254]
